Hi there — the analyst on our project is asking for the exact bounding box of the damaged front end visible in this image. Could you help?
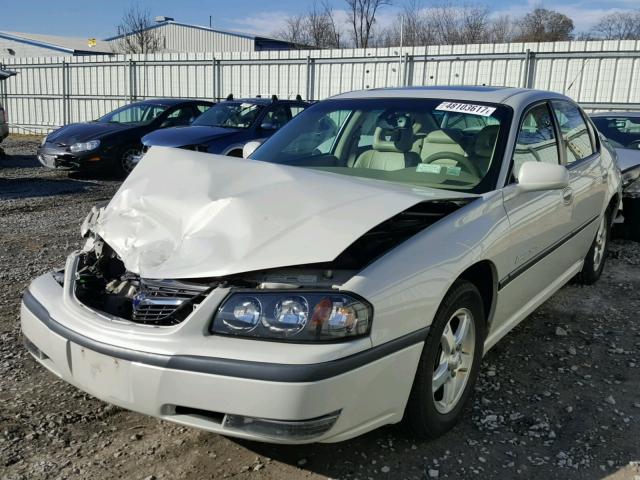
[72,196,472,335]
[75,238,211,326]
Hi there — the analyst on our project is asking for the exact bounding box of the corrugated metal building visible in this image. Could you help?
[0,31,112,58]
[105,20,299,53]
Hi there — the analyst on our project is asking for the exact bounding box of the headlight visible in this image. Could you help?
[70,139,100,153]
[622,166,640,192]
[212,291,372,342]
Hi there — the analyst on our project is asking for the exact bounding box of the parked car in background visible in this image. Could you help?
[0,102,8,146]
[22,87,620,444]
[37,99,213,176]
[591,112,640,241]
[137,95,309,160]
[0,68,16,154]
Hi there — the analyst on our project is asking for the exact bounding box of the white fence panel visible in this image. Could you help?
[1,39,640,134]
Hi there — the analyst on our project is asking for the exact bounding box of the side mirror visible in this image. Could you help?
[260,122,277,131]
[517,161,569,192]
[243,140,263,159]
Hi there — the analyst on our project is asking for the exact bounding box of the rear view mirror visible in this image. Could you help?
[243,140,263,159]
[517,161,569,192]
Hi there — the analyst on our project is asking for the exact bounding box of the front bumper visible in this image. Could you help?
[20,262,424,444]
[36,144,110,170]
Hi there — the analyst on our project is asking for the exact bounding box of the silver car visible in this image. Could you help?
[590,111,640,240]
[21,87,621,444]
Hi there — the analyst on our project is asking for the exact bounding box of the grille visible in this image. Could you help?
[132,279,210,325]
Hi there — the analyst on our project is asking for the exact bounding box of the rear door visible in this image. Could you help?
[550,100,606,263]
[493,101,575,328]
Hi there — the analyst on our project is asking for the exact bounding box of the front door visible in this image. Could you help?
[492,101,575,333]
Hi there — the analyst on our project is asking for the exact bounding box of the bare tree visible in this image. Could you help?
[345,0,392,48]
[589,9,640,40]
[276,1,342,48]
[277,15,308,46]
[113,4,162,54]
[515,8,574,42]
[489,14,516,43]
[308,1,342,48]
[379,1,514,47]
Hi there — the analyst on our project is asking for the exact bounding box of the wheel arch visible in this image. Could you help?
[456,260,498,328]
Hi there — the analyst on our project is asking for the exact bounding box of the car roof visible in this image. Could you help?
[136,98,214,107]
[222,98,307,105]
[330,86,570,106]
[590,111,640,118]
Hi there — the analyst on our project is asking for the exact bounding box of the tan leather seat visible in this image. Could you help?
[410,113,438,155]
[354,126,421,171]
[473,125,500,174]
[420,129,467,164]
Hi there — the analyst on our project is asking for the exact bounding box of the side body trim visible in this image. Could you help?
[498,214,599,291]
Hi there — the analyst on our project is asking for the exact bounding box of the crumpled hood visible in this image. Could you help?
[142,125,240,147]
[46,122,128,144]
[93,147,476,279]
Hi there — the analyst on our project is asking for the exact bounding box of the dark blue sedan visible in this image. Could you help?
[140,96,310,157]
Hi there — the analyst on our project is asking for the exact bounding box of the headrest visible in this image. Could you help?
[373,126,413,153]
[410,113,437,135]
[424,129,461,145]
[474,125,500,157]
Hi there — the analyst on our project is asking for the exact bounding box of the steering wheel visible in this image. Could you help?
[422,152,481,178]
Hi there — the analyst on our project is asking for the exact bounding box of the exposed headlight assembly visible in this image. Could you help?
[212,291,372,342]
[70,139,100,153]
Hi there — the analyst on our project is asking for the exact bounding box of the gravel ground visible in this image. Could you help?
[1,135,639,480]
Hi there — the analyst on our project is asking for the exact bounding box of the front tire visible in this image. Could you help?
[116,145,142,177]
[402,280,485,439]
[576,211,610,285]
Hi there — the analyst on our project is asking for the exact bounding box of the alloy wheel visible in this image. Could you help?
[121,148,141,174]
[432,307,476,414]
[593,216,607,270]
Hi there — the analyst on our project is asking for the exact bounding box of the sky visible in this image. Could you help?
[1,0,638,40]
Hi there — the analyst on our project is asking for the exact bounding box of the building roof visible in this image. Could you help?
[0,31,112,55]
[103,20,295,47]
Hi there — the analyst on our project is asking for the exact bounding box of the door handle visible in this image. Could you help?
[562,187,573,204]
[602,171,608,182]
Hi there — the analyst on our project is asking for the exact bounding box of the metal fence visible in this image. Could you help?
[2,39,640,134]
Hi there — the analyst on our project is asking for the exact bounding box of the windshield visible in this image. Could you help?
[591,115,640,151]
[98,103,167,125]
[192,102,263,129]
[253,98,511,193]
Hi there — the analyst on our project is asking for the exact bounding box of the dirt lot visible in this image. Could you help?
[0,135,639,480]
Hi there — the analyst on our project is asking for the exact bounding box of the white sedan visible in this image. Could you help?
[21,86,621,444]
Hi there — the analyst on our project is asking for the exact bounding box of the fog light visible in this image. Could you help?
[223,410,341,441]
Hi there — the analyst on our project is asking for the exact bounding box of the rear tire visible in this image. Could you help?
[402,280,485,439]
[576,211,610,285]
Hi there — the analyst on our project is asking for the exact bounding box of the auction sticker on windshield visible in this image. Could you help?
[436,102,496,117]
